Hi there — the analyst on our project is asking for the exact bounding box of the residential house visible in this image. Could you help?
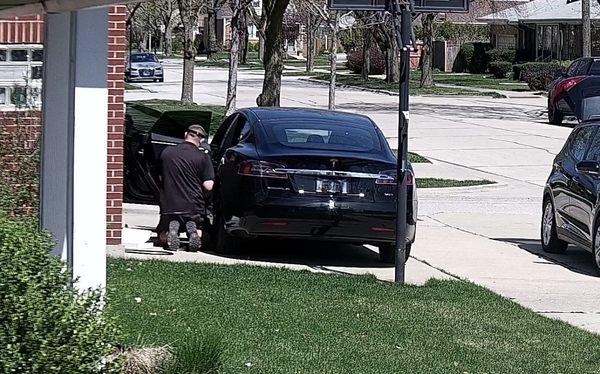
[480,0,600,61]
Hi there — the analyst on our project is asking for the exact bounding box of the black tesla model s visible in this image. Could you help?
[125,107,417,263]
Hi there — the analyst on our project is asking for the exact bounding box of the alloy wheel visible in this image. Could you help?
[595,226,600,270]
[542,202,554,247]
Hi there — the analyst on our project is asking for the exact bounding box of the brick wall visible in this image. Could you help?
[0,15,44,44]
[106,5,127,245]
[0,6,127,245]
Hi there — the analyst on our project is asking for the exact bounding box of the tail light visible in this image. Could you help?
[239,161,288,179]
[376,170,414,185]
[552,76,587,104]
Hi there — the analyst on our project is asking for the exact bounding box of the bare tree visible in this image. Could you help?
[155,0,179,56]
[177,0,204,104]
[256,0,291,106]
[373,15,399,84]
[420,13,435,88]
[583,0,591,57]
[248,5,267,61]
[226,0,253,114]
[361,27,371,81]
[207,0,227,58]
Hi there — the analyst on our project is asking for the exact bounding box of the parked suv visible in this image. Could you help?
[548,57,600,125]
[542,120,600,271]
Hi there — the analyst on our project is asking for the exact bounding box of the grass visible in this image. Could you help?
[125,83,144,91]
[127,99,225,136]
[196,51,335,72]
[313,73,506,98]
[412,70,530,92]
[417,178,495,188]
[107,259,600,374]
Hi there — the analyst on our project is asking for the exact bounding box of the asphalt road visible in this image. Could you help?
[121,60,600,333]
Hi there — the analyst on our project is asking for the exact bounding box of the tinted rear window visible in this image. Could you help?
[589,61,600,75]
[262,120,382,152]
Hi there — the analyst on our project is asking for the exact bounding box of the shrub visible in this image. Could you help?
[0,216,121,373]
[248,41,259,53]
[452,42,492,73]
[346,46,385,75]
[519,62,564,90]
[489,61,513,79]
[453,43,474,73]
[486,48,516,64]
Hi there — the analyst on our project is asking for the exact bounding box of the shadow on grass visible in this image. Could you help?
[494,237,598,277]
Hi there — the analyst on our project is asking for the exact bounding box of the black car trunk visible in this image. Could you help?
[261,155,396,202]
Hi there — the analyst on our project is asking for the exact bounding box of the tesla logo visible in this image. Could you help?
[330,158,339,169]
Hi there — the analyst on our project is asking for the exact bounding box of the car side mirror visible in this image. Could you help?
[576,160,600,176]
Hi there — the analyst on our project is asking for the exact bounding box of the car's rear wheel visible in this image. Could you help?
[541,199,568,254]
[548,100,564,125]
[214,216,240,254]
[593,224,600,273]
[379,243,411,264]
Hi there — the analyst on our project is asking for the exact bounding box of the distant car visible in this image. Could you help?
[125,107,418,263]
[125,53,164,83]
[548,57,600,125]
[542,116,600,272]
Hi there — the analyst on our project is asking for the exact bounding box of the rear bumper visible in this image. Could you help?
[226,197,417,245]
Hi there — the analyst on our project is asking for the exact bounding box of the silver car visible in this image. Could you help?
[125,53,164,83]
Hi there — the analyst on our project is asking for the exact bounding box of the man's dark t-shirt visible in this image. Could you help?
[159,141,215,215]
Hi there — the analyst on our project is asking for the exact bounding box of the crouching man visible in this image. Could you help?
[157,124,214,251]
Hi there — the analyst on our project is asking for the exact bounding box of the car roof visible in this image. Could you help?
[243,107,375,127]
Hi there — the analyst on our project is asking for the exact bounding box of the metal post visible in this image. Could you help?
[392,2,412,284]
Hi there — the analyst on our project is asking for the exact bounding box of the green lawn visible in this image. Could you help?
[196,52,334,72]
[412,71,530,92]
[127,99,225,136]
[107,260,600,374]
[313,73,506,97]
[417,178,495,188]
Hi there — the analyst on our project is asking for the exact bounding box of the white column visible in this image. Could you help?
[41,7,109,291]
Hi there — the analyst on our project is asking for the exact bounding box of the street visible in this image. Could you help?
[119,60,600,333]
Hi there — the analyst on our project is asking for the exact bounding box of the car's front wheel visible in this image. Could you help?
[541,199,568,253]
[592,224,600,273]
[379,243,411,264]
[548,100,564,125]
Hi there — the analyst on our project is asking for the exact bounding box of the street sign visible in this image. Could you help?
[327,0,468,12]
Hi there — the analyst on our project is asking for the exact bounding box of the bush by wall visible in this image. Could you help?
[489,61,513,79]
[0,216,121,373]
[346,46,385,75]
[518,62,564,90]
[486,48,516,64]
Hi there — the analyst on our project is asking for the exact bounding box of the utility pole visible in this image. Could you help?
[583,0,591,57]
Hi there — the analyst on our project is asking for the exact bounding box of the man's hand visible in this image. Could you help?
[203,180,214,191]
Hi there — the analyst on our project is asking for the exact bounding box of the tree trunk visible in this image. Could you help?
[258,32,265,61]
[164,21,173,56]
[420,13,435,88]
[361,29,370,81]
[226,0,241,115]
[385,29,398,84]
[257,0,290,107]
[583,0,591,57]
[181,25,195,104]
[306,22,315,72]
[328,13,339,111]
[238,10,249,64]
[207,8,218,57]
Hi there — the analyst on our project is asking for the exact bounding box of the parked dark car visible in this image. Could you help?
[548,57,600,125]
[125,107,418,263]
[542,115,600,272]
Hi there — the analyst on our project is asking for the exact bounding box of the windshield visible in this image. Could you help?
[130,54,158,63]
[262,120,382,153]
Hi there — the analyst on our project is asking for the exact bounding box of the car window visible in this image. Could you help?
[590,61,600,75]
[221,115,250,149]
[131,54,158,63]
[570,126,596,161]
[575,59,591,76]
[211,114,238,149]
[585,126,600,161]
[567,60,580,77]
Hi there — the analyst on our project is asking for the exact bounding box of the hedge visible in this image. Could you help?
[346,46,385,75]
[453,42,492,73]
[489,61,513,79]
[516,62,564,90]
[486,48,516,64]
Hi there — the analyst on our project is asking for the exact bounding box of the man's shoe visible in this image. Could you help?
[186,221,202,252]
[167,220,180,251]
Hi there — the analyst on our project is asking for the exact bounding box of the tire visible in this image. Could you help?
[548,100,564,125]
[541,199,568,254]
[214,216,240,254]
[592,223,600,273]
[379,243,412,264]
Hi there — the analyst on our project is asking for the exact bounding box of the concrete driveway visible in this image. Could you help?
[119,60,600,334]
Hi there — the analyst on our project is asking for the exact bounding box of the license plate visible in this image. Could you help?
[140,69,152,77]
[316,179,347,194]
